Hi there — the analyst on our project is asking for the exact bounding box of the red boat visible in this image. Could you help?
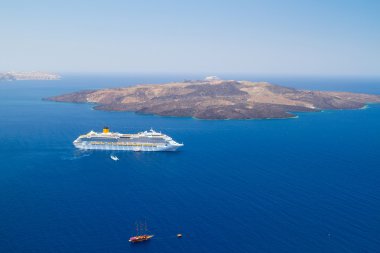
[129,235,154,243]
[129,221,153,243]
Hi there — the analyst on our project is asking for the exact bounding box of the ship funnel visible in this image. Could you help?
[103,127,110,133]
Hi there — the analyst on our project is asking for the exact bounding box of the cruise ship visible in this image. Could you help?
[73,127,183,151]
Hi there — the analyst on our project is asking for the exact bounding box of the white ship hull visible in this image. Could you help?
[74,142,182,152]
[73,128,183,152]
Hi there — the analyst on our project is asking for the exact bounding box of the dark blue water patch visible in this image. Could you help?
[0,76,379,253]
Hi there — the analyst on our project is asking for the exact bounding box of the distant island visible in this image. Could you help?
[0,72,61,81]
[46,77,380,119]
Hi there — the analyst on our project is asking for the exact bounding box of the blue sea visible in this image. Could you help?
[0,75,380,253]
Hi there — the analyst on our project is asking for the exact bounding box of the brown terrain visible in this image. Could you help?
[45,79,380,119]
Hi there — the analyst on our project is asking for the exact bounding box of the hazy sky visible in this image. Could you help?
[1,0,379,75]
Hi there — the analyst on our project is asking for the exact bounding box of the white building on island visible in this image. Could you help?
[204,76,221,81]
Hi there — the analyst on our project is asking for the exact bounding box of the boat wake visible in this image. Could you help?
[62,150,92,160]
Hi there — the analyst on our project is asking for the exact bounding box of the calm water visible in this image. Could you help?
[0,75,380,253]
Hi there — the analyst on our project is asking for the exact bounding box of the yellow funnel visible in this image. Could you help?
[103,127,110,133]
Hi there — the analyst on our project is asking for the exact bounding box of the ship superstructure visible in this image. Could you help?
[73,127,183,151]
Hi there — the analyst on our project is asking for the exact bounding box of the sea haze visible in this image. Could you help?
[0,75,379,253]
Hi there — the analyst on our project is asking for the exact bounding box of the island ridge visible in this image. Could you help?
[46,79,380,119]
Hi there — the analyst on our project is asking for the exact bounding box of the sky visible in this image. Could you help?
[0,0,379,76]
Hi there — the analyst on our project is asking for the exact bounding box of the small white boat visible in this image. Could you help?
[110,155,119,161]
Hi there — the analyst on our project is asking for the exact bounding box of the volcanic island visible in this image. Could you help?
[46,78,380,119]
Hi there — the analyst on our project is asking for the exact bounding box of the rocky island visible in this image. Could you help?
[46,78,380,119]
[0,72,61,81]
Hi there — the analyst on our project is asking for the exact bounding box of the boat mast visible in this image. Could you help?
[136,222,139,235]
[140,223,144,235]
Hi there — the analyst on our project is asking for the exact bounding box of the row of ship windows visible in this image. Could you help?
[83,138,165,143]
[90,141,162,147]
